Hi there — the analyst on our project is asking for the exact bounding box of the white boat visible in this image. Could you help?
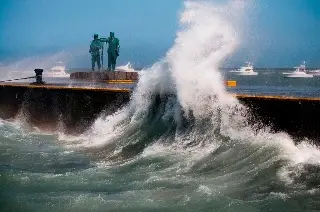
[230,62,258,76]
[115,62,136,72]
[45,61,70,77]
[283,62,313,78]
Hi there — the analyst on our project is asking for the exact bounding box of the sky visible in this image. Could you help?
[240,0,320,68]
[0,0,320,68]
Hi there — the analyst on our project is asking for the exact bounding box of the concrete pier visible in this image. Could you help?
[70,71,139,81]
[0,83,131,134]
[69,71,237,87]
[0,79,319,141]
[236,94,320,142]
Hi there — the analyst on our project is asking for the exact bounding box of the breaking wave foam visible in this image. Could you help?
[59,0,320,186]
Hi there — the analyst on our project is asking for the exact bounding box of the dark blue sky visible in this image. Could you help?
[1,0,320,68]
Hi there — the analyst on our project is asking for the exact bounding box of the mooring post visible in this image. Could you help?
[33,69,45,84]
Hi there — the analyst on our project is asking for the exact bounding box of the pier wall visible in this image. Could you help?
[0,83,319,141]
[0,84,131,134]
[70,71,139,81]
[237,95,320,142]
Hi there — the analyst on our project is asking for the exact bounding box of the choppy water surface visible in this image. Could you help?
[1,1,320,211]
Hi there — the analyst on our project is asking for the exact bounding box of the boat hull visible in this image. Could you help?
[234,72,258,76]
[284,74,313,78]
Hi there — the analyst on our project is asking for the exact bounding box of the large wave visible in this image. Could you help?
[56,0,320,194]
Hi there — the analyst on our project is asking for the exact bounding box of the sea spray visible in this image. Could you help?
[74,0,250,150]
[76,0,320,187]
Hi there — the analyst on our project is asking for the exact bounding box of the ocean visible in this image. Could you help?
[224,70,320,97]
[1,1,320,212]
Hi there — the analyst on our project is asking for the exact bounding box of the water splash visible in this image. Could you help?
[66,1,320,187]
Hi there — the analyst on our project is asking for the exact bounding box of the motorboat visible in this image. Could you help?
[282,61,307,75]
[45,61,70,77]
[283,62,313,78]
[230,62,258,76]
[115,62,136,72]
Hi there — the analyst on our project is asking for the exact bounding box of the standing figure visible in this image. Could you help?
[105,32,120,71]
[89,34,102,71]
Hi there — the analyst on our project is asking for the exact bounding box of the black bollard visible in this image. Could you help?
[31,69,45,85]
